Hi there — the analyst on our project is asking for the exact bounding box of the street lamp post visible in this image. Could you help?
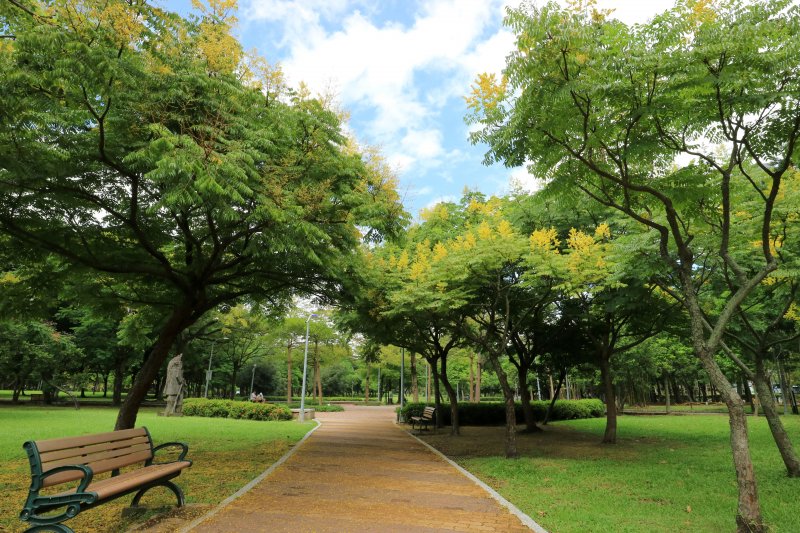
[249,362,257,397]
[203,337,227,399]
[299,313,318,423]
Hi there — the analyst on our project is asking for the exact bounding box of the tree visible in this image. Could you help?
[0,0,403,429]
[468,2,800,529]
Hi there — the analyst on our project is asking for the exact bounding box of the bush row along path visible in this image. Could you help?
[188,405,535,532]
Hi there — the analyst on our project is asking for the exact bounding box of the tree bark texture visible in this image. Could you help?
[753,357,800,477]
[115,304,195,430]
[437,356,459,436]
[599,350,617,444]
[517,366,540,432]
[487,354,517,458]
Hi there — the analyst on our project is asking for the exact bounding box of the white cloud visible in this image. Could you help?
[242,0,509,157]
[508,165,543,194]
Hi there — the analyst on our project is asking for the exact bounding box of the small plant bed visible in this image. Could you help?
[418,415,800,532]
[400,399,604,426]
[183,398,292,420]
[0,407,314,532]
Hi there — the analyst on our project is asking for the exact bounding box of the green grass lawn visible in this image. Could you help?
[422,414,800,533]
[0,405,314,532]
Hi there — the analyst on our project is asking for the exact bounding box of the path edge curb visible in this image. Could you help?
[178,419,322,533]
[405,428,548,533]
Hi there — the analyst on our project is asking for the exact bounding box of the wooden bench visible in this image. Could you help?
[410,406,436,431]
[19,427,191,533]
[29,394,44,404]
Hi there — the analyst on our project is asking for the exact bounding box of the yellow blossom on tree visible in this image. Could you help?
[465,72,507,114]
[567,228,595,251]
[433,242,448,261]
[594,223,611,240]
[477,221,493,241]
[529,228,561,252]
[396,251,409,271]
[497,219,514,238]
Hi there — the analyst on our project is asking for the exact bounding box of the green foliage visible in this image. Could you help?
[401,399,604,425]
[183,397,292,421]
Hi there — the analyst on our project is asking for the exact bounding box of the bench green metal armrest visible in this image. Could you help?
[148,441,190,465]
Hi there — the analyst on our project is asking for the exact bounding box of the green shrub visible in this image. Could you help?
[399,399,604,426]
[183,398,292,421]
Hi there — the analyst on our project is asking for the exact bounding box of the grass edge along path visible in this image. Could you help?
[0,406,315,533]
[418,415,800,533]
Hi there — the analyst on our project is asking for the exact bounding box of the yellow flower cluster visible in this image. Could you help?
[530,228,561,251]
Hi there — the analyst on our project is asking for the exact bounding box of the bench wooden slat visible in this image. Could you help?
[69,462,190,500]
[35,428,147,453]
[43,449,154,487]
[42,442,152,478]
[39,436,150,463]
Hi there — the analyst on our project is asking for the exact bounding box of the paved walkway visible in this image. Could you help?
[189,405,534,532]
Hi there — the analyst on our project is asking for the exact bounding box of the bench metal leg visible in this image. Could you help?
[131,480,185,508]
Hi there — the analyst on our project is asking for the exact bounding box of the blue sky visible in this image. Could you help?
[161,0,674,218]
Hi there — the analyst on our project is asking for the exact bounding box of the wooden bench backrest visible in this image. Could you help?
[422,407,435,418]
[28,428,153,487]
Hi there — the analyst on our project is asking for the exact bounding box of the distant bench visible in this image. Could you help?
[20,427,191,533]
[29,394,44,404]
[410,406,436,431]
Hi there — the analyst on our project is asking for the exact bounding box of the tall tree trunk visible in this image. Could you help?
[599,350,617,444]
[431,361,442,427]
[469,353,475,402]
[487,354,517,458]
[410,352,418,403]
[438,356,459,436]
[364,363,370,402]
[517,366,540,432]
[315,357,323,406]
[112,359,125,406]
[742,376,754,412]
[115,304,195,430]
[753,355,800,477]
[665,374,671,414]
[286,345,293,403]
[544,369,565,425]
[475,360,481,403]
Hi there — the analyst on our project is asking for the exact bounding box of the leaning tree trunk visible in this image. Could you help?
[115,304,195,430]
[438,356,459,436]
[517,366,540,432]
[599,350,617,444]
[487,354,517,458]
[544,369,565,425]
[753,355,800,477]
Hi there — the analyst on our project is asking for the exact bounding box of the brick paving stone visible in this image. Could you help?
[189,405,533,533]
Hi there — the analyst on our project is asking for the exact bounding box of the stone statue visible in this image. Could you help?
[163,353,185,416]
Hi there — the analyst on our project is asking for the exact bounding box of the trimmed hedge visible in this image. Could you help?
[183,398,293,421]
[399,399,605,426]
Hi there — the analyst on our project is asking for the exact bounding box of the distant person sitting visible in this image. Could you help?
[250,392,257,402]
[256,392,265,403]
